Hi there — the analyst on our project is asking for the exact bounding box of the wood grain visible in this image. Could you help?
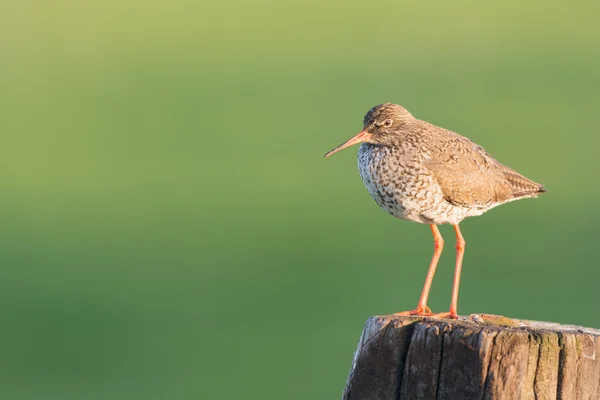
[343,314,600,400]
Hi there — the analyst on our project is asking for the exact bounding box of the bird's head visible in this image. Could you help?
[324,103,414,157]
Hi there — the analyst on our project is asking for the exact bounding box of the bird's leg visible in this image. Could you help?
[431,224,465,319]
[394,225,444,316]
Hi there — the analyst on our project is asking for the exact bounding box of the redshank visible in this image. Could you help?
[325,103,545,319]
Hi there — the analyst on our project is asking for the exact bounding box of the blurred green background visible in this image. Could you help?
[1,0,599,398]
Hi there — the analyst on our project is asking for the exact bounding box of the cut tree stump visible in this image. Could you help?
[343,314,600,400]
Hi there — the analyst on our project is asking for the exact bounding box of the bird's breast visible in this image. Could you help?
[358,144,412,217]
[357,143,454,223]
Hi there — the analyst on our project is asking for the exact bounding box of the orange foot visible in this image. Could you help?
[429,311,459,319]
[393,305,432,316]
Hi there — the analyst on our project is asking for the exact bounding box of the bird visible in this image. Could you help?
[324,103,545,319]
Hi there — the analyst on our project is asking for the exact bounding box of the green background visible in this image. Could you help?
[1,1,599,398]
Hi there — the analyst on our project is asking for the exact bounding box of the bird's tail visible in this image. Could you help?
[511,185,546,199]
[503,169,546,199]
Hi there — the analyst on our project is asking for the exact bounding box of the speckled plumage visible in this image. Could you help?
[324,103,545,318]
[355,103,545,225]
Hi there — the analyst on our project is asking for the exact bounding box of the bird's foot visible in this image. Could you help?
[429,311,459,319]
[393,305,432,316]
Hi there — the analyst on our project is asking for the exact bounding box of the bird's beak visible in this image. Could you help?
[324,130,371,158]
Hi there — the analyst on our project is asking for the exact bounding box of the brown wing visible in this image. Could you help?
[423,130,545,208]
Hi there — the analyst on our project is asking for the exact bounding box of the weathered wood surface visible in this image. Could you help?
[343,314,600,400]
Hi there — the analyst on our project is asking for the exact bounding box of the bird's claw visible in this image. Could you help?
[393,305,432,316]
[429,311,459,319]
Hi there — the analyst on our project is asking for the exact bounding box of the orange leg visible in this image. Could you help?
[395,225,444,316]
[431,224,465,319]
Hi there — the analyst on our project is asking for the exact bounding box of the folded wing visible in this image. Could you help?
[423,132,545,209]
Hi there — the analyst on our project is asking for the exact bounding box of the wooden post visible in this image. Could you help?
[343,314,600,400]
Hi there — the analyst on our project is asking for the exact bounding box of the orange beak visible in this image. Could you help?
[324,130,371,158]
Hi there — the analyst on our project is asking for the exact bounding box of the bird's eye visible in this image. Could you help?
[383,119,393,127]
